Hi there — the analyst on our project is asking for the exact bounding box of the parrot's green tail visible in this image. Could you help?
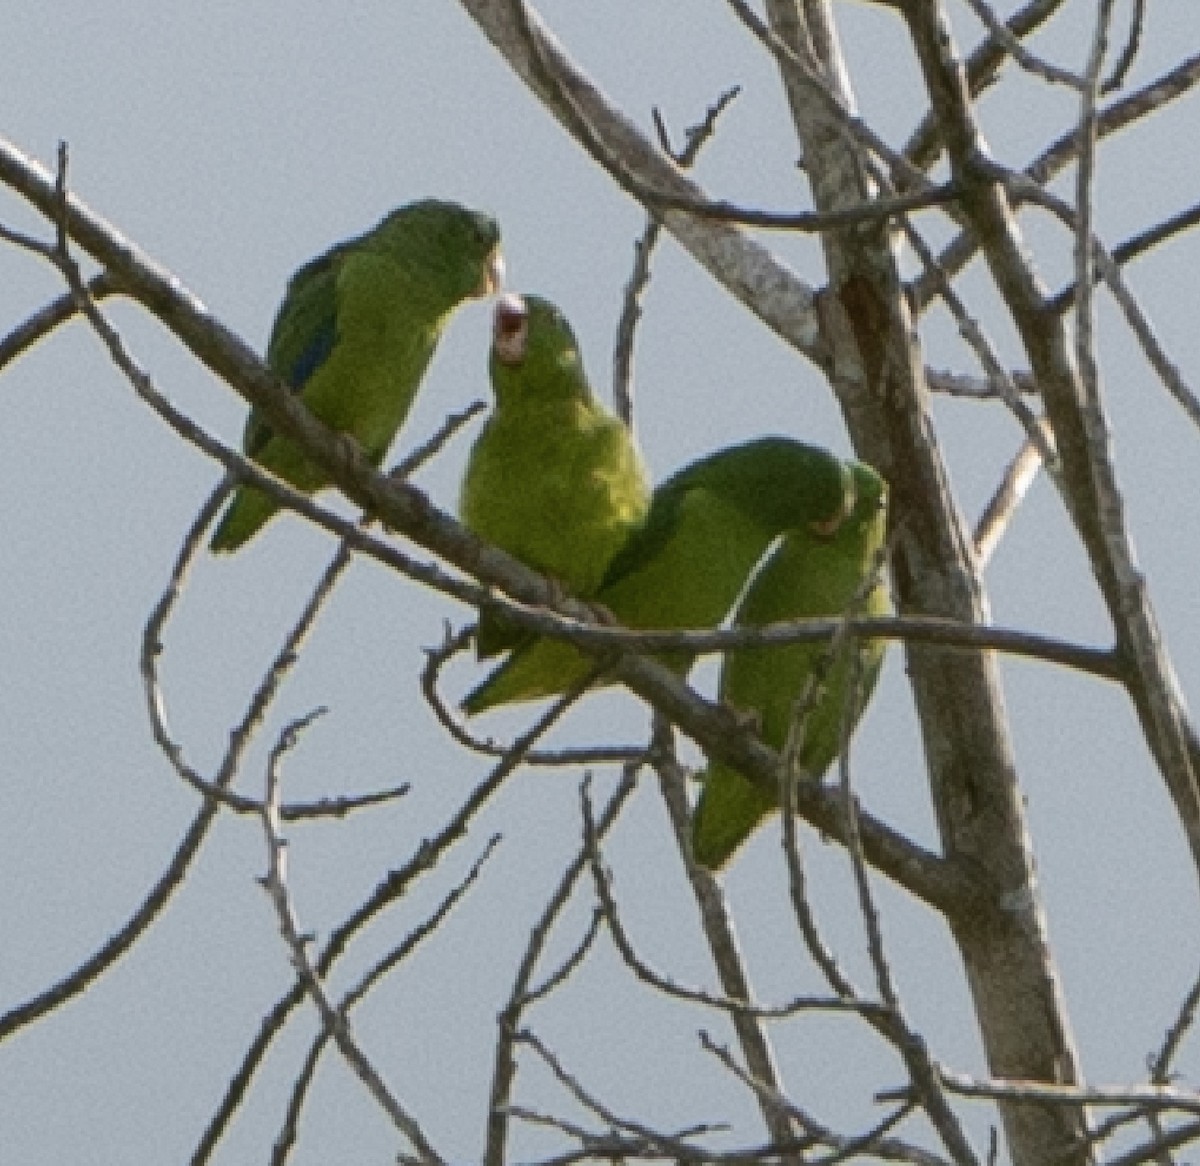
[691,763,777,871]
[210,486,279,553]
[461,637,591,715]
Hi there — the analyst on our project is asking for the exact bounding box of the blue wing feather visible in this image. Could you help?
[285,318,337,390]
[242,248,343,456]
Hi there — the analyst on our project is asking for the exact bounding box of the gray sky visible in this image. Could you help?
[3,3,1200,1163]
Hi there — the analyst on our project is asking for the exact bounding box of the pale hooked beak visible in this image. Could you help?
[492,292,528,365]
[479,246,506,297]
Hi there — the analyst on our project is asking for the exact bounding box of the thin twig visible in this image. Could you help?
[895,204,1058,471]
[487,770,638,1166]
[391,399,487,478]
[973,422,1053,570]
[910,51,1200,312]
[959,0,1084,90]
[1104,1119,1200,1166]
[986,161,1200,461]
[939,1071,1200,1116]
[521,911,604,1009]
[780,787,858,998]
[651,725,795,1147]
[777,564,878,1003]
[700,1030,834,1144]
[703,1034,950,1166]
[515,1027,715,1157]
[143,481,406,819]
[926,368,1038,399]
[457,609,1122,682]
[1033,51,1200,188]
[723,0,929,189]
[820,590,978,1165]
[580,778,881,1022]
[1150,967,1200,1085]
[420,624,643,766]
[903,0,1072,171]
[0,270,121,369]
[612,85,740,423]
[192,679,591,1162]
[0,172,327,1042]
[272,836,500,1166]
[258,710,445,1163]
[1102,0,1147,94]
[1046,199,1200,318]
[506,0,957,233]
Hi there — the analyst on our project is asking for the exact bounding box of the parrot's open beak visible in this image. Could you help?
[479,246,506,297]
[492,292,528,365]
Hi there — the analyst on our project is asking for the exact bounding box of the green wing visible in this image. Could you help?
[691,462,891,870]
[259,248,345,425]
[462,436,856,713]
[460,294,651,656]
[211,200,501,553]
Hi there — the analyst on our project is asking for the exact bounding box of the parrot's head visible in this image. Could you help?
[846,461,890,602]
[372,199,503,305]
[848,463,887,527]
[489,293,586,400]
[841,463,889,585]
[809,460,887,538]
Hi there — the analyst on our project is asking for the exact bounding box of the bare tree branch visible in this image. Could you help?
[958,0,1083,91]
[0,270,121,369]
[258,711,445,1164]
[613,85,740,425]
[973,427,1051,570]
[191,683,588,1162]
[486,770,637,1166]
[651,731,795,1148]
[580,778,885,1023]
[272,836,500,1166]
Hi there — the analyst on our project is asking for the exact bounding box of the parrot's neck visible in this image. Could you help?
[493,367,592,411]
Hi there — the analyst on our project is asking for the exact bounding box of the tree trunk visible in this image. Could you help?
[762,3,1091,1162]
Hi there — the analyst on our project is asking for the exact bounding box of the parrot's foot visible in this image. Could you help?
[541,574,571,611]
[721,700,763,736]
[587,600,621,627]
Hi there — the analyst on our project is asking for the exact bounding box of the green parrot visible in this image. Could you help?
[690,461,890,870]
[459,293,651,657]
[211,199,503,552]
[462,436,857,715]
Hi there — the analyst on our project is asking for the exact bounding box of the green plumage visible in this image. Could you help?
[691,462,891,870]
[460,294,651,657]
[462,436,856,714]
[211,199,502,552]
